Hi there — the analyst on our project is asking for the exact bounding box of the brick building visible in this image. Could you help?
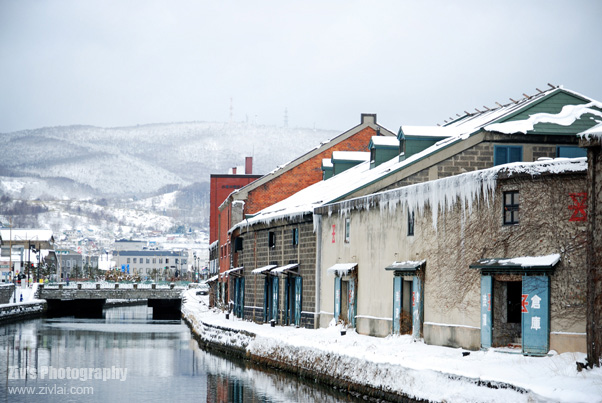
[214,114,396,307]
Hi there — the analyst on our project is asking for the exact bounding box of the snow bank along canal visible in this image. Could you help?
[0,305,368,403]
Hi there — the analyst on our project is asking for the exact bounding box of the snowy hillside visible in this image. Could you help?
[0,121,338,239]
[0,121,338,197]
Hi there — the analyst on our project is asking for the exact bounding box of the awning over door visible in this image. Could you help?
[251,264,277,275]
[326,263,357,277]
[221,266,244,278]
[272,263,299,275]
[385,259,426,275]
[470,253,560,274]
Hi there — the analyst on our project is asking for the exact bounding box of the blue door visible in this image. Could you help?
[263,276,270,322]
[334,277,341,322]
[284,277,290,324]
[238,277,245,318]
[294,276,302,326]
[480,275,493,348]
[348,278,356,328]
[392,276,402,334]
[522,276,549,356]
[271,276,279,323]
[411,276,423,339]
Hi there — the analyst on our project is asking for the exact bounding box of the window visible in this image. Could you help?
[292,228,299,246]
[269,232,276,248]
[408,210,415,236]
[166,258,169,264]
[127,258,130,264]
[133,258,137,263]
[556,146,586,158]
[494,145,522,166]
[503,191,519,225]
[146,258,150,264]
[153,258,156,264]
[344,218,350,243]
[159,258,163,264]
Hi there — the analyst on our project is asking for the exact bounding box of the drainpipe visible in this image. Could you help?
[314,214,322,328]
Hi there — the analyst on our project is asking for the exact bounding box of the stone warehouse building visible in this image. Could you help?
[316,159,588,355]
[210,86,601,356]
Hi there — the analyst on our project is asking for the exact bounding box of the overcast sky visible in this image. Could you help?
[1,0,601,134]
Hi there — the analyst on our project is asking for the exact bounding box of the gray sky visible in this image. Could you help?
[1,0,601,133]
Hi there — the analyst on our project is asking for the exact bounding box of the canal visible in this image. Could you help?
[0,304,368,402]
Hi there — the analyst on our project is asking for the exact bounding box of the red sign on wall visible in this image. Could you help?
[332,225,336,243]
[568,193,587,222]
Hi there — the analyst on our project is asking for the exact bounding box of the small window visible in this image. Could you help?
[503,191,519,225]
[166,258,169,264]
[146,258,150,264]
[133,258,137,263]
[556,146,586,158]
[126,258,130,264]
[494,145,522,166]
[268,232,276,248]
[159,258,163,264]
[292,228,299,246]
[408,210,415,236]
[153,258,156,264]
[344,218,350,243]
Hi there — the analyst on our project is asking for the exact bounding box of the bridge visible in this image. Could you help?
[38,283,185,319]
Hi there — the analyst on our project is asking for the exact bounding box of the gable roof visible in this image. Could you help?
[219,114,396,210]
[231,87,599,232]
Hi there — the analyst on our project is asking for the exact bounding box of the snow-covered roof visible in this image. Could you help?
[579,121,602,141]
[272,263,298,274]
[219,115,396,210]
[251,264,277,275]
[370,136,400,147]
[321,158,333,168]
[331,151,370,162]
[326,263,357,277]
[206,275,219,282]
[485,102,602,134]
[230,87,596,233]
[385,260,426,272]
[471,254,561,270]
[0,229,54,243]
[221,266,243,278]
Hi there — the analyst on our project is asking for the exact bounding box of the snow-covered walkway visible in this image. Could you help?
[182,290,602,403]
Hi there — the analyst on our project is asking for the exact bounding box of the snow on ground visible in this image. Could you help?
[182,290,602,403]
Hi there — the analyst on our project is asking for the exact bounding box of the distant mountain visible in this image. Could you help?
[0,121,338,198]
[0,121,339,238]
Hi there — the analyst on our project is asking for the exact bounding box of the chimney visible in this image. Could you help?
[245,157,253,174]
[232,167,237,175]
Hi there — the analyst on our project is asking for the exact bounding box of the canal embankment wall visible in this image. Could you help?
[182,306,531,403]
[0,301,47,323]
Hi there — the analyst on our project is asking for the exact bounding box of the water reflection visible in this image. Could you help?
[0,305,364,402]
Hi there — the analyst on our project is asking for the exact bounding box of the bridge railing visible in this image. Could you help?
[40,282,187,290]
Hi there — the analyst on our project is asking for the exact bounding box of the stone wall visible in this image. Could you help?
[318,169,588,353]
[238,217,317,328]
[0,283,15,304]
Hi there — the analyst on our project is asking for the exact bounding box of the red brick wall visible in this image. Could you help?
[245,126,377,215]
[210,175,261,243]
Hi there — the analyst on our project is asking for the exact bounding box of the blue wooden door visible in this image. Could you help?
[480,275,493,348]
[284,277,290,324]
[238,277,245,318]
[334,277,341,322]
[263,276,269,322]
[295,276,302,326]
[393,276,402,334]
[271,276,279,323]
[522,276,549,356]
[412,276,423,339]
[348,278,356,328]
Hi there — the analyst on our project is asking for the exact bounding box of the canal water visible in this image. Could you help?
[0,305,367,402]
